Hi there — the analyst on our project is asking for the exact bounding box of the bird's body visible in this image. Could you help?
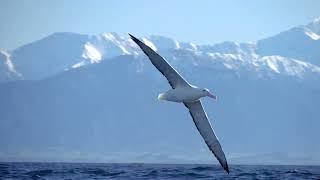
[158,86,216,103]
[129,34,229,174]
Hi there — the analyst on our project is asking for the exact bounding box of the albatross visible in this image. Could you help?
[129,34,229,174]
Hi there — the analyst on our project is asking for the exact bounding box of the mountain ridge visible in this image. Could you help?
[0,17,319,82]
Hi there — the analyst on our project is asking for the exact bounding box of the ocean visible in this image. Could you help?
[0,162,319,179]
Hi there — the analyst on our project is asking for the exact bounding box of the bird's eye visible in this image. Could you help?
[202,89,206,92]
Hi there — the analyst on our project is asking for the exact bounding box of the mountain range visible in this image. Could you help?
[0,18,319,165]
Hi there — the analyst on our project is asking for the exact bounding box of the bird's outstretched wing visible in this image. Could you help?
[184,100,229,174]
[129,34,190,89]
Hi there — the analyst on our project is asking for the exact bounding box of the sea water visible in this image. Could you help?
[0,162,319,179]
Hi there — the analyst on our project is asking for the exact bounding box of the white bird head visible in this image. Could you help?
[200,88,217,100]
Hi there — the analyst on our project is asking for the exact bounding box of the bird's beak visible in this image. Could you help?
[208,93,217,100]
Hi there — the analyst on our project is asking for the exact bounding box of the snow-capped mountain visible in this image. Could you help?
[1,17,319,82]
[257,17,320,66]
[0,18,320,164]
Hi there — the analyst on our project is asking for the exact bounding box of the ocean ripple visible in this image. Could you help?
[0,163,319,179]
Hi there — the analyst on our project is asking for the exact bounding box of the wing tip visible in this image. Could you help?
[128,33,134,39]
[218,157,230,174]
[128,33,141,44]
[129,33,149,52]
[224,162,230,174]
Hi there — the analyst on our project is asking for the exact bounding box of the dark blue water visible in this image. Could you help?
[0,162,319,179]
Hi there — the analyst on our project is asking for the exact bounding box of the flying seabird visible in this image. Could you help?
[129,34,229,174]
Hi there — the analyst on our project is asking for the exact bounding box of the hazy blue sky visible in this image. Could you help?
[1,0,319,49]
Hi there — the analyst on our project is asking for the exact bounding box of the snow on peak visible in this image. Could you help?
[72,60,86,69]
[75,33,133,68]
[103,32,118,41]
[148,35,180,50]
[304,30,320,40]
[101,33,131,55]
[175,48,320,78]
[253,56,320,78]
[303,18,320,40]
[0,50,22,80]
[190,43,198,51]
[0,50,20,75]
[264,56,281,73]
[313,16,320,23]
[175,40,181,49]
[304,18,320,40]
[82,42,102,63]
[306,17,320,34]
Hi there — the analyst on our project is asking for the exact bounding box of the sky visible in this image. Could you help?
[1,0,320,50]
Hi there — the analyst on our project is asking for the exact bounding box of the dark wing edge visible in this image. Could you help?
[129,34,190,89]
[184,101,230,174]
